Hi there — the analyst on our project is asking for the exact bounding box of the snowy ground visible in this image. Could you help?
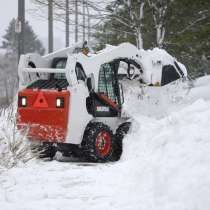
[0,76,210,210]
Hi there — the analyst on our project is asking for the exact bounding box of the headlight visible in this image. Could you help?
[56,97,64,108]
[19,96,27,107]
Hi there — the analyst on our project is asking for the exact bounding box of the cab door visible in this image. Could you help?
[89,61,122,117]
[98,62,120,104]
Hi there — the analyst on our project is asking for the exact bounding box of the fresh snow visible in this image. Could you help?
[0,76,210,210]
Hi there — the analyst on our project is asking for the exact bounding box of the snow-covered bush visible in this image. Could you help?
[0,105,36,169]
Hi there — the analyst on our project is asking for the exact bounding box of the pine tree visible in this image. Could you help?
[1,18,45,58]
[166,0,210,77]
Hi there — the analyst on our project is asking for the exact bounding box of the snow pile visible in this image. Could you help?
[121,98,210,209]
[120,76,210,209]
[122,79,190,118]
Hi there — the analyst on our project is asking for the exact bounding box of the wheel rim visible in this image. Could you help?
[95,131,111,158]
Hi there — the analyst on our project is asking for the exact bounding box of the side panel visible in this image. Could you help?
[66,82,92,144]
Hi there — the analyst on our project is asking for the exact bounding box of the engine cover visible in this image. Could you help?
[17,89,70,143]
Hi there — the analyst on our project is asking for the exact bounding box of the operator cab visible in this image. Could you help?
[86,58,142,118]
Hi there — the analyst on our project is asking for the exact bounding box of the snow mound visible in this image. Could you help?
[120,77,210,210]
[194,75,210,87]
[122,80,190,118]
[120,98,210,209]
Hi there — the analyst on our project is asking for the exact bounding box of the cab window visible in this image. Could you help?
[98,63,118,103]
[161,65,180,85]
[52,58,67,79]
[75,64,87,82]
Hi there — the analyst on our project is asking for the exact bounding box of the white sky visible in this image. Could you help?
[0,0,66,52]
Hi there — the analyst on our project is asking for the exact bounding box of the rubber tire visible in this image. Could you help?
[36,143,56,160]
[113,122,131,161]
[82,122,114,162]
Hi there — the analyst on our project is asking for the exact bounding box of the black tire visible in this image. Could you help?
[32,143,56,160]
[113,122,131,161]
[82,122,114,162]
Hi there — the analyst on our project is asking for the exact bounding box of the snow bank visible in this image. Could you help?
[193,75,210,87]
[122,80,190,118]
[121,98,210,210]
[119,77,210,210]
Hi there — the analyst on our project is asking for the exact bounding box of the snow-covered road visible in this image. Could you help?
[1,76,210,210]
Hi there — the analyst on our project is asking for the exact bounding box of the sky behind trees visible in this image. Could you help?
[0,1,65,51]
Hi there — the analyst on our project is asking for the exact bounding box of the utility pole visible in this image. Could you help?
[86,4,90,43]
[75,0,78,43]
[66,0,70,47]
[48,0,53,53]
[17,0,25,59]
[82,0,85,42]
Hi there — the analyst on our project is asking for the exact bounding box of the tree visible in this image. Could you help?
[31,0,107,44]
[111,0,146,49]
[1,18,45,58]
[93,8,137,50]
[165,0,210,77]
[100,0,146,49]
[147,0,172,48]
[93,0,160,50]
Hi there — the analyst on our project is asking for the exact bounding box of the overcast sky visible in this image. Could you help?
[0,0,66,52]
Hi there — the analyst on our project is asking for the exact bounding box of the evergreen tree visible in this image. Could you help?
[1,18,45,58]
[166,0,210,77]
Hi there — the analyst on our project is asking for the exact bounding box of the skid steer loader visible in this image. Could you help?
[16,43,187,162]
